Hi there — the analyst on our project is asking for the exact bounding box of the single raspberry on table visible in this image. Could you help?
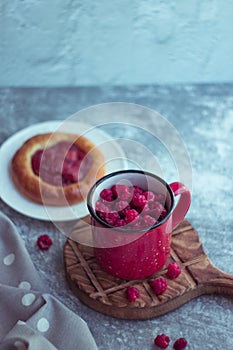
[126,286,140,302]
[150,277,168,295]
[37,234,53,250]
[167,262,181,279]
[154,333,170,349]
[173,337,188,350]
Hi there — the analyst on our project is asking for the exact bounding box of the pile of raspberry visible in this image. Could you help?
[95,184,167,230]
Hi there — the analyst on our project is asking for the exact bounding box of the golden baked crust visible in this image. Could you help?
[11,132,105,206]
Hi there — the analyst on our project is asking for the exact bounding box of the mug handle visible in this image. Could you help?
[169,182,191,230]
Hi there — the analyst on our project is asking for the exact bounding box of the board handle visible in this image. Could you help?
[190,259,233,297]
[206,268,233,296]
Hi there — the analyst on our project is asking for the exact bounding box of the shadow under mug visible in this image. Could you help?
[87,170,191,280]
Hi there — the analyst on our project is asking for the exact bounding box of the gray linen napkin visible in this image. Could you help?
[0,211,98,350]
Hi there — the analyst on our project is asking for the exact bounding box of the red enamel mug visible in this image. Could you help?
[87,170,191,280]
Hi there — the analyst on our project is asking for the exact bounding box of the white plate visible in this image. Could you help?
[0,121,128,221]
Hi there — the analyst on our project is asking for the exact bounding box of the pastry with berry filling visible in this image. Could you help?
[11,132,105,206]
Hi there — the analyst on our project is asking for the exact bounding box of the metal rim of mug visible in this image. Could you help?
[87,169,175,233]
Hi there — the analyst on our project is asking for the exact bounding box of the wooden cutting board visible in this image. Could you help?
[64,217,233,320]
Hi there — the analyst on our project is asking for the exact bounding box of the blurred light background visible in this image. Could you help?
[0,0,233,86]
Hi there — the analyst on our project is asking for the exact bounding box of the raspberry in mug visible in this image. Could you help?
[95,184,168,230]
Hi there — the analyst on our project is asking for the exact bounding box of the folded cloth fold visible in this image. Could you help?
[0,212,98,350]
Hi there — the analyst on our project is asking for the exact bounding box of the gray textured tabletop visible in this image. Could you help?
[0,85,233,349]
